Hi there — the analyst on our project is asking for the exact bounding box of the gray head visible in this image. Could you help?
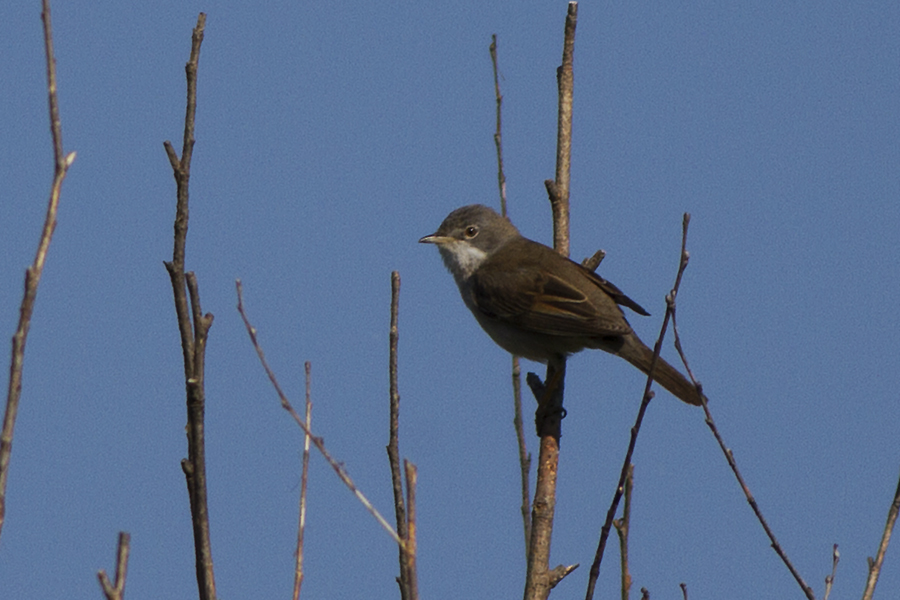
[419,204,521,282]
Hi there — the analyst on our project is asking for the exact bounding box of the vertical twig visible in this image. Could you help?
[97,532,131,600]
[491,33,532,557]
[524,4,578,600]
[862,471,900,600]
[0,0,75,540]
[823,544,839,600]
[404,460,420,600]
[387,272,411,600]
[162,14,217,600]
[512,354,532,555]
[292,362,313,600]
[612,464,634,600]
[490,34,508,218]
[544,1,578,258]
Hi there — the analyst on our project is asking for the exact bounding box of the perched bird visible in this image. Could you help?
[419,204,703,406]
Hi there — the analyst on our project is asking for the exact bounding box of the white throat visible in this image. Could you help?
[438,241,488,283]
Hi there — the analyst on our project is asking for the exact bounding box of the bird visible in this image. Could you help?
[419,204,703,406]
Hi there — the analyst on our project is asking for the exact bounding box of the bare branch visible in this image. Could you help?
[693,380,813,593]
[292,362,313,600]
[585,214,690,600]
[861,470,900,600]
[650,216,815,599]
[162,14,217,600]
[0,0,75,540]
[387,271,412,600]
[235,280,404,546]
[403,460,420,600]
[490,34,508,218]
[545,1,578,258]
[525,5,578,599]
[612,464,634,600]
[490,33,532,558]
[97,532,131,600]
[512,354,532,556]
[823,544,839,600]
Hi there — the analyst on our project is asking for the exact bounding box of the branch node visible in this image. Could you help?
[548,562,579,588]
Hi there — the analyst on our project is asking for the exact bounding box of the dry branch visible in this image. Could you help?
[612,464,634,600]
[0,0,75,540]
[862,471,900,600]
[403,460,420,600]
[823,544,839,600]
[686,356,813,595]
[292,362,313,600]
[490,33,532,558]
[585,214,692,600]
[524,4,578,599]
[235,281,404,547]
[97,532,131,600]
[162,14,217,600]
[387,271,414,600]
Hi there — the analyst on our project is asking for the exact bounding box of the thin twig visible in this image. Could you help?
[404,460,420,600]
[661,217,815,599]
[585,214,691,600]
[823,544,839,600]
[679,582,688,600]
[97,532,131,600]
[292,362,312,600]
[0,0,75,541]
[491,32,532,558]
[163,14,207,375]
[612,464,634,600]
[162,15,216,600]
[235,280,404,546]
[387,271,411,600]
[861,470,900,600]
[512,355,532,556]
[544,1,578,258]
[697,387,814,600]
[525,5,578,599]
[490,33,506,217]
[490,34,508,217]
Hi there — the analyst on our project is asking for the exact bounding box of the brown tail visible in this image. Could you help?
[607,333,705,406]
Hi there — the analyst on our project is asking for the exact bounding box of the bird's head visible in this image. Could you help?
[419,204,520,282]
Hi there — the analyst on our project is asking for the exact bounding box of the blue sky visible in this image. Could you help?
[1,1,898,598]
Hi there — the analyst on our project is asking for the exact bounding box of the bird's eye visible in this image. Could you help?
[465,226,478,238]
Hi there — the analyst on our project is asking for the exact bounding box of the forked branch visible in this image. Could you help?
[162,14,217,600]
[235,281,404,547]
[585,214,692,600]
[97,532,131,600]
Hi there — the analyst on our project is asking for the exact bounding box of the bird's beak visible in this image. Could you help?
[418,234,454,245]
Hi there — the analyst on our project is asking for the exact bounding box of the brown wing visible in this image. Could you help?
[468,239,635,338]
[582,270,650,316]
